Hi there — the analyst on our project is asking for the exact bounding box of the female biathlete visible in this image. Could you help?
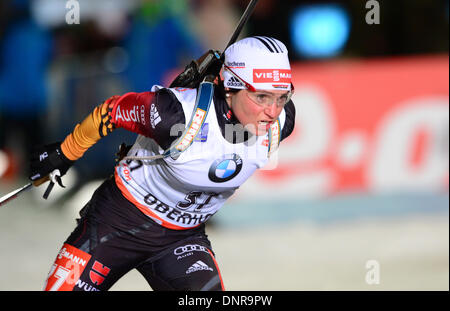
[30,36,296,291]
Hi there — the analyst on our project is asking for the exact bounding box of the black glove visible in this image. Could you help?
[29,142,74,182]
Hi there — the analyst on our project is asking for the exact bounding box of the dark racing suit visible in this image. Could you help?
[43,86,295,291]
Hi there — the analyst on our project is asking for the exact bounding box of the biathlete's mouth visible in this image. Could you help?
[257,120,274,132]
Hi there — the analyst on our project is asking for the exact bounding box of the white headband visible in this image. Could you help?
[222,36,292,91]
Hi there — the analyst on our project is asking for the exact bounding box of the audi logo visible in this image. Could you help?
[173,244,209,256]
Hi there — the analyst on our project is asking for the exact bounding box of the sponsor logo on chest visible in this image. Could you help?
[208,153,243,183]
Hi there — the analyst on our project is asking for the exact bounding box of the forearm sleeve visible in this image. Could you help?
[60,90,180,161]
[61,95,119,161]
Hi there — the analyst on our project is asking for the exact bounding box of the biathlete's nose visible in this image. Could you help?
[264,101,279,119]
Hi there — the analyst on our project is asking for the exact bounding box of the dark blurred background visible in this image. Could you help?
[0,0,448,184]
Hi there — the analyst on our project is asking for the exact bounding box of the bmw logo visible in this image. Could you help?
[208,154,243,183]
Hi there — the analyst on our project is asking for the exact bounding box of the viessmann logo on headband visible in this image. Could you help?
[253,69,291,83]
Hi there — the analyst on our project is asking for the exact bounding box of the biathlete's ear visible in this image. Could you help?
[224,89,233,108]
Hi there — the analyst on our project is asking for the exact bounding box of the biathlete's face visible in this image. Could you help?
[227,89,289,136]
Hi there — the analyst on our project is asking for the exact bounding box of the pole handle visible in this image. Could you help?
[32,175,50,187]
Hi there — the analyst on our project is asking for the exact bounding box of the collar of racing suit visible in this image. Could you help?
[213,85,253,144]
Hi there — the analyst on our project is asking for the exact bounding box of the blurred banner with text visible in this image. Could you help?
[237,55,449,200]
